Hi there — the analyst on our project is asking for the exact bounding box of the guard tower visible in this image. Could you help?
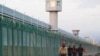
[46,0,62,31]
[72,30,80,37]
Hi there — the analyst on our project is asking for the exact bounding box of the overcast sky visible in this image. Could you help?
[0,0,100,43]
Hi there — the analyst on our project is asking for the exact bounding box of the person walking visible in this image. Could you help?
[77,44,85,56]
[72,45,77,56]
[59,41,68,56]
[67,45,72,56]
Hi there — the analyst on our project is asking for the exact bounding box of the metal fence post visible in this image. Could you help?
[0,15,2,56]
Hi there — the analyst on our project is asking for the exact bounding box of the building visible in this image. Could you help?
[0,5,100,56]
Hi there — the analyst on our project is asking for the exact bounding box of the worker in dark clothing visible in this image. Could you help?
[77,44,85,56]
[67,45,72,56]
[72,45,77,56]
